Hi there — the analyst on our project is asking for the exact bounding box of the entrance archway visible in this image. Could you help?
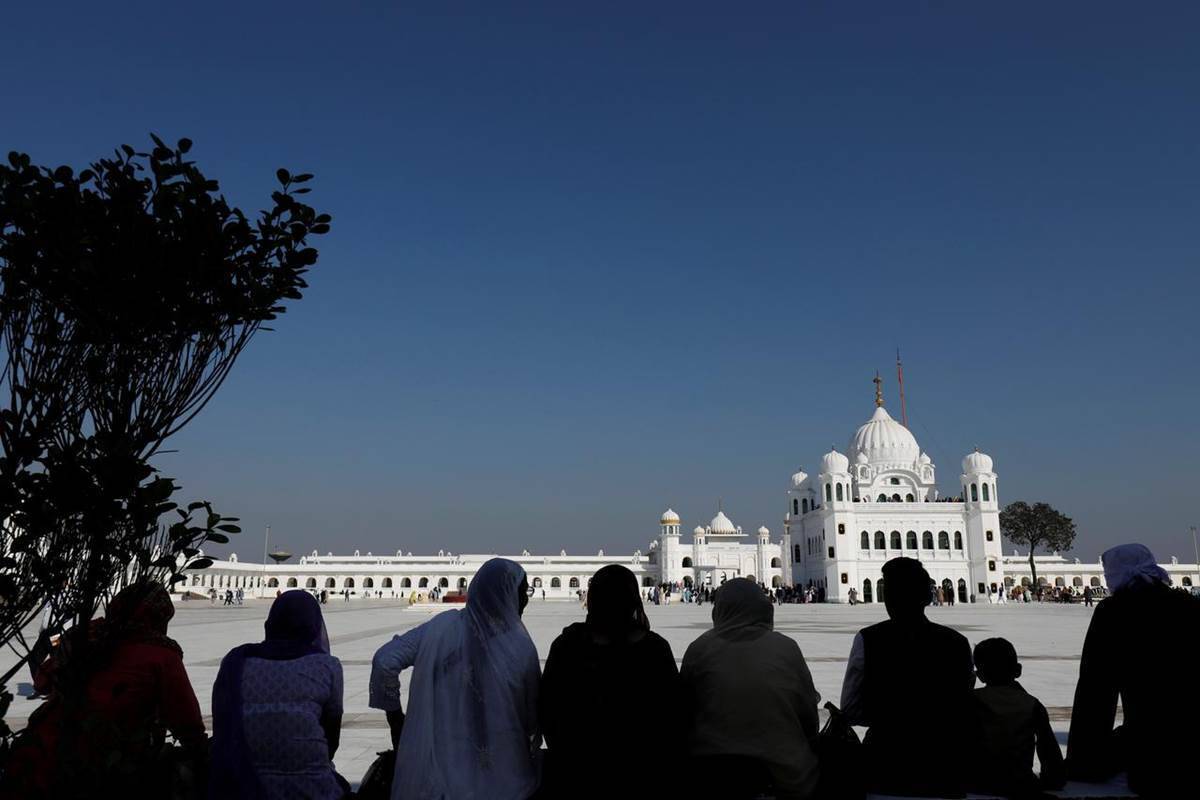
[862,578,873,603]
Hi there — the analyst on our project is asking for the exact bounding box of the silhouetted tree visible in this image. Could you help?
[999,501,1077,589]
[0,136,330,706]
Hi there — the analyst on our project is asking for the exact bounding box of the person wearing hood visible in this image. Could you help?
[1067,543,1200,798]
[369,557,541,800]
[539,564,680,798]
[840,557,974,796]
[679,578,821,800]
[210,590,346,799]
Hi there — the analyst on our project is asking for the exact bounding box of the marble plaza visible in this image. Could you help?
[1,597,1110,787]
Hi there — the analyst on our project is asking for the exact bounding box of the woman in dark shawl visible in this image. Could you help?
[539,564,680,799]
[680,578,821,800]
[210,589,347,799]
[1,581,205,800]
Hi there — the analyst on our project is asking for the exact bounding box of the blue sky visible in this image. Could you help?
[3,2,1197,561]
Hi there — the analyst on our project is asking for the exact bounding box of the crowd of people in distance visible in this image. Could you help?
[2,543,1197,799]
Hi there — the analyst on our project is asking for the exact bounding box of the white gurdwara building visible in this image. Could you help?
[650,506,786,589]
[783,382,1003,603]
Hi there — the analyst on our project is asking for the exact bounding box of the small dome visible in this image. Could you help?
[962,449,994,474]
[919,452,932,465]
[850,405,920,465]
[821,448,849,475]
[660,508,680,524]
[757,526,770,536]
[790,469,808,488]
[709,510,738,535]
[855,451,869,465]
[693,525,705,536]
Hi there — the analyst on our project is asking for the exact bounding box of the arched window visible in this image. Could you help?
[1054,577,1065,587]
[771,557,782,568]
[877,494,887,502]
[971,483,979,502]
[793,499,799,515]
[905,493,915,502]
[922,531,934,550]
[890,531,901,549]
[877,579,885,602]
[344,578,355,588]
[802,499,809,513]
[1072,577,1084,587]
[418,577,429,588]
[306,578,317,588]
[438,577,449,588]
[906,531,917,549]
[836,483,843,501]
[890,477,900,485]
[551,577,561,588]
[937,531,950,549]
[954,531,963,549]
[382,577,393,588]
[861,531,870,550]
[401,577,412,588]
[458,577,468,589]
[772,575,782,588]
[891,493,902,502]
[825,483,832,502]
[682,557,693,568]
[1183,576,1193,587]
[874,531,886,550]
[982,483,990,501]
[532,577,542,588]
[957,578,967,603]
[325,578,336,588]
[364,577,374,588]
[267,577,279,587]
[569,577,580,588]
[286,577,298,588]
[862,579,873,603]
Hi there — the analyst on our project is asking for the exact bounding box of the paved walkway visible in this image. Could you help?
[3,598,1100,786]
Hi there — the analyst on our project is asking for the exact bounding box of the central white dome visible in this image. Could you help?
[849,405,920,465]
[708,510,739,535]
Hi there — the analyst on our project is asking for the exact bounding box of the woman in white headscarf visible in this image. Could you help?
[369,558,541,800]
[1067,543,1200,799]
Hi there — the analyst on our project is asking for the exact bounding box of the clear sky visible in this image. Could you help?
[3,2,1198,562]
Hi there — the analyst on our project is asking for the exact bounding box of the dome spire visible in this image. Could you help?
[873,371,884,408]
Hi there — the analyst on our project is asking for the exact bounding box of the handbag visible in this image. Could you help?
[356,749,396,800]
[813,701,865,800]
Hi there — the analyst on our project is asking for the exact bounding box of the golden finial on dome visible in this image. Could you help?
[873,371,883,408]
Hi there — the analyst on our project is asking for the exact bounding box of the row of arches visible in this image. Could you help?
[217,575,472,591]
[966,482,995,503]
[859,530,962,552]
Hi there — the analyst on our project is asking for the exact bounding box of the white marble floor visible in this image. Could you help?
[3,598,1099,786]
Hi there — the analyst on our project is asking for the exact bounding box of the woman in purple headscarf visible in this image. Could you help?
[210,590,347,799]
[369,557,541,800]
[1067,543,1200,798]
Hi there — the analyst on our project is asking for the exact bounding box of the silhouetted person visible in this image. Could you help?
[369,558,541,800]
[841,557,974,796]
[1082,584,1093,607]
[1067,543,1200,798]
[1,581,205,800]
[680,578,821,800]
[539,565,680,798]
[968,638,1065,799]
[210,590,347,798]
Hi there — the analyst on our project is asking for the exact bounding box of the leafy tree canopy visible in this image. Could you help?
[999,500,1077,588]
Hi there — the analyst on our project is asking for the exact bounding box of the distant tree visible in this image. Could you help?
[999,501,1077,589]
[0,136,330,717]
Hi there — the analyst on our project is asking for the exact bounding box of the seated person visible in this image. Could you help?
[968,637,1065,798]
[1067,543,1200,798]
[841,557,974,797]
[680,578,821,800]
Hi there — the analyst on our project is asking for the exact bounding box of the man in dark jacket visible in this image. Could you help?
[841,557,975,796]
[1068,543,1200,798]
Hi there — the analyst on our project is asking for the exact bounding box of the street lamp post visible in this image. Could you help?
[262,524,271,598]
